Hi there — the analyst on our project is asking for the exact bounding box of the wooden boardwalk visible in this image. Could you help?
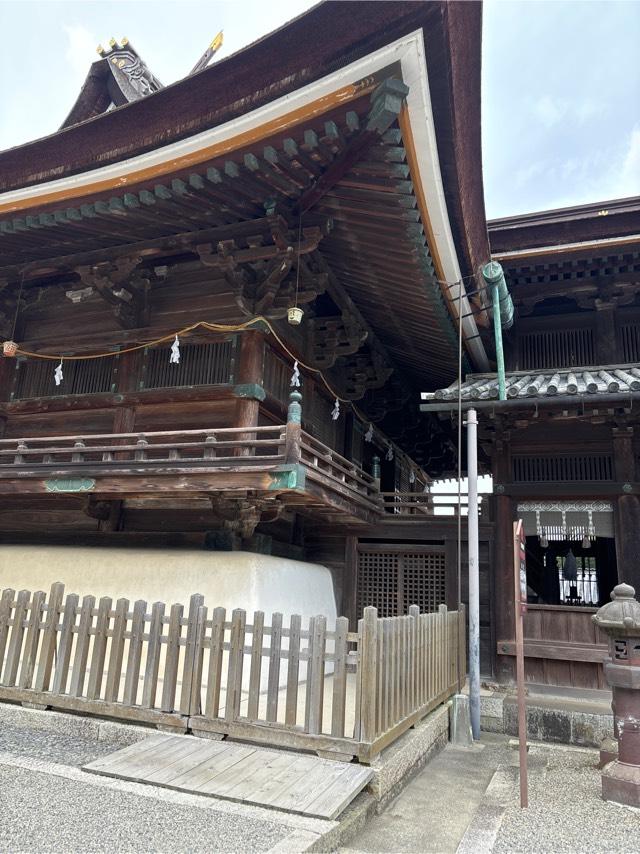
[83,734,373,820]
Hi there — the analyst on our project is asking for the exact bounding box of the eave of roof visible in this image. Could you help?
[489,195,640,257]
[420,365,640,412]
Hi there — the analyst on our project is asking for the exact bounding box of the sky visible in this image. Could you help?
[0,0,638,219]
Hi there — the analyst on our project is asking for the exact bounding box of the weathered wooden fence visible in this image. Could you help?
[0,584,465,763]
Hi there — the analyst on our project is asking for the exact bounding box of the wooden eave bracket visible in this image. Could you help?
[76,256,150,328]
[294,77,410,215]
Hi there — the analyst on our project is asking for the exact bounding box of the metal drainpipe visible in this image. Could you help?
[482,261,513,402]
[466,407,481,739]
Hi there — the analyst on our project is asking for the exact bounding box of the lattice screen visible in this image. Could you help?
[13,356,116,400]
[143,341,233,389]
[357,549,446,618]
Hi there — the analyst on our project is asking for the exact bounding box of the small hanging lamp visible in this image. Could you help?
[2,341,18,357]
[287,306,304,326]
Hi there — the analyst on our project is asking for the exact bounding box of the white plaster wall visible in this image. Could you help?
[0,545,338,626]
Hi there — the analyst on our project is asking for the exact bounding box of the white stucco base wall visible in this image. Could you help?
[0,545,338,626]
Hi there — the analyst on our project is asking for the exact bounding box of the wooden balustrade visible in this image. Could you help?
[0,583,465,763]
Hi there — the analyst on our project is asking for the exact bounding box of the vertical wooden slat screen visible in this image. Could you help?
[142,341,233,390]
[13,357,116,400]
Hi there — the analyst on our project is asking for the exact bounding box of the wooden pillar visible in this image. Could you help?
[234,331,264,455]
[492,433,515,684]
[595,302,617,364]
[613,427,640,590]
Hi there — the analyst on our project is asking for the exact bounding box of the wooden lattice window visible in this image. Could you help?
[142,341,233,390]
[519,327,595,370]
[357,547,446,618]
[512,453,614,482]
[263,350,290,404]
[12,356,116,400]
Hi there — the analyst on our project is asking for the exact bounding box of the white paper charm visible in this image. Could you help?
[290,360,301,387]
[365,423,374,443]
[54,361,63,386]
[331,398,340,420]
[385,445,394,461]
[409,469,416,484]
[170,335,180,364]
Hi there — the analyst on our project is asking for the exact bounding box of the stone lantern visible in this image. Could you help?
[593,582,640,806]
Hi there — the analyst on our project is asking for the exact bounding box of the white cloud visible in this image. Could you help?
[63,24,96,80]
[533,95,567,128]
[615,124,640,197]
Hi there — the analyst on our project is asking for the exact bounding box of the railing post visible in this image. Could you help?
[371,455,381,490]
[285,390,302,465]
[135,434,148,461]
[71,439,86,463]
[359,605,378,744]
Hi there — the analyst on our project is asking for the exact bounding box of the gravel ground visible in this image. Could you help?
[493,744,640,853]
[0,724,115,767]
[0,763,288,853]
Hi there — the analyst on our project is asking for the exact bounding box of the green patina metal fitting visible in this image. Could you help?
[45,478,96,493]
[232,383,266,401]
[268,466,305,491]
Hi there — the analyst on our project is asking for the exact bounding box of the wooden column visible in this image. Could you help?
[613,427,640,590]
[595,302,617,364]
[492,433,515,684]
[234,331,264,455]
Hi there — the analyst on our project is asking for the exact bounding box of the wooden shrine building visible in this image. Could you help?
[0,3,493,635]
[423,197,640,689]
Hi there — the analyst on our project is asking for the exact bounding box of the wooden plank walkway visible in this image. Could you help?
[83,734,373,820]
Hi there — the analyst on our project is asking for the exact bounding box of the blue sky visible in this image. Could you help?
[0,0,638,219]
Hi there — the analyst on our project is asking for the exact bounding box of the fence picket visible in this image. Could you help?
[180,594,204,716]
[189,604,207,716]
[247,611,264,721]
[408,605,419,714]
[18,590,46,690]
[87,596,112,701]
[204,606,225,718]
[51,593,79,695]
[305,614,327,735]
[161,603,184,713]
[142,601,166,709]
[358,607,377,742]
[34,582,64,693]
[225,608,246,721]
[69,595,95,697]
[331,616,349,738]
[3,589,30,686]
[105,598,128,703]
[285,613,301,726]
[123,600,147,706]
[0,588,16,674]
[266,612,283,723]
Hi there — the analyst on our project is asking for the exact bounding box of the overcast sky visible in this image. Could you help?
[0,0,638,219]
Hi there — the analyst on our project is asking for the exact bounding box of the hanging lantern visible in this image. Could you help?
[287,306,304,326]
[582,534,592,549]
[2,341,17,357]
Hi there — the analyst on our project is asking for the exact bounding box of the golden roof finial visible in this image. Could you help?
[109,37,118,49]
[121,36,129,46]
[96,44,105,56]
[210,31,223,51]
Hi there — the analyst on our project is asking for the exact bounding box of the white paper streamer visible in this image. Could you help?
[290,360,301,387]
[364,423,374,443]
[54,361,63,386]
[409,469,416,484]
[331,398,340,420]
[385,445,394,461]
[170,335,180,364]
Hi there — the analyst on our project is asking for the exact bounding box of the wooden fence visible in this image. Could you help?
[0,584,465,763]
